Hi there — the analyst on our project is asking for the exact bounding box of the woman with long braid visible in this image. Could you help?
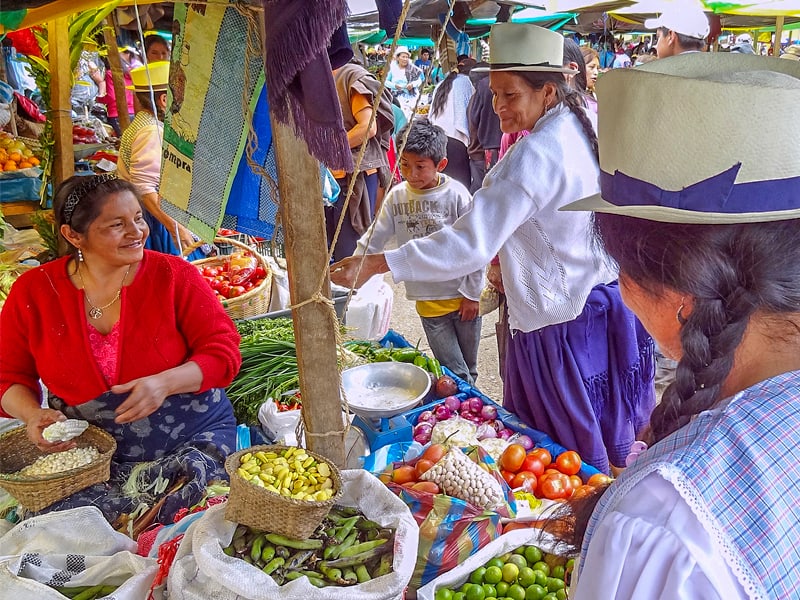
[559,54,800,598]
[331,24,655,475]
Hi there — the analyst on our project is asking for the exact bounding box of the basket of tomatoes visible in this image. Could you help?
[193,237,272,320]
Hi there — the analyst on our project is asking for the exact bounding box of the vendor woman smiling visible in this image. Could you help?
[0,174,241,523]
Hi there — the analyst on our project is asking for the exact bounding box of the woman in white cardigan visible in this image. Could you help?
[331,24,654,475]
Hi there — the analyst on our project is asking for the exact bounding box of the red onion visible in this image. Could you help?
[515,434,534,451]
[467,397,484,414]
[476,423,497,440]
[414,430,432,445]
[491,419,504,432]
[443,395,462,413]
[413,422,433,443]
[417,410,436,425]
[433,404,452,421]
[480,404,498,421]
[497,428,514,440]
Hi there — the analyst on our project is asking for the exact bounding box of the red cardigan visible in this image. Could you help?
[0,251,241,416]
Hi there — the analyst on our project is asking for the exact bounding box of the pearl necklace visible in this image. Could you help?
[77,264,131,320]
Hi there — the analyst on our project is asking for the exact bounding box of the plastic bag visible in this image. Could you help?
[168,470,419,600]
[265,256,290,312]
[478,284,500,316]
[257,398,301,444]
[0,506,158,600]
[228,251,257,285]
[344,275,394,341]
[416,528,572,600]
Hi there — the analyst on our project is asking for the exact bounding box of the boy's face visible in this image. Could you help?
[400,152,447,190]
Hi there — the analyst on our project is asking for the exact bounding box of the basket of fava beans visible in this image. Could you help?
[0,425,116,511]
[225,445,343,539]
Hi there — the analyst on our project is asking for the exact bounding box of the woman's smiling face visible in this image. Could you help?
[490,72,549,133]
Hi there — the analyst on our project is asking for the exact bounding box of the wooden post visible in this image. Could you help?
[774,16,785,57]
[48,17,75,186]
[269,114,346,467]
[103,14,131,132]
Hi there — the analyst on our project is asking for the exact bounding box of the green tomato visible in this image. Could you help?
[507,583,526,600]
[482,584,497,598]
[533,570,548,587]
[486,557,505,570]
[513,546,526,555]
[524,546,543,565]
[550,565,565,581]
[517,566,536,588]
[484,566,503,585]
[435,589,454,600]
[495,581,510,597]
[502,563,520,584]
[532,561,550,577]
[465,584,486,600]
[507,554,528,570]
[524,584,547,600]
[543,594,558,600]
[454,593,466,600]
[556,590,567,600]
[546,577,566,593]
[471,567,487,585]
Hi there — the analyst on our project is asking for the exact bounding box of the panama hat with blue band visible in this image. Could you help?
[563,53,800,224]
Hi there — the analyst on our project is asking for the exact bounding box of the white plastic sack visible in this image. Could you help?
[0,506,158,600]
[417,528,572,600]
[168,469,419,600]
[257,399,301,444]
[265,256,290,313]
[344,275,393,341]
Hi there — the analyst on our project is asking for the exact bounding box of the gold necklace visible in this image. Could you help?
[77,264,131,320]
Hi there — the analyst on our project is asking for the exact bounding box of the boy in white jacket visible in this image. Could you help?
[355,120,483,383]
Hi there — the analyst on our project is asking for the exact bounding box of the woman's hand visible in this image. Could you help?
[26,408,76,452]
[111,375,169,424]
[487,263,504,294]
[330,254,389,289]
[459,298,479,322]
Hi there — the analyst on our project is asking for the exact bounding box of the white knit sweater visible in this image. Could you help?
[385,104,616,333]
[356,174,483,302]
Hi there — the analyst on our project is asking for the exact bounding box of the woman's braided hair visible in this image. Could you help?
[594,215,800,442]
[516,71,598,160]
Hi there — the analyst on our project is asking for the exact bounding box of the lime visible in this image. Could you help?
[470,567,487,585]
[461,583,474,594]
[543,594,558,600]
[507,554,528,570]
[517,566,536,588]
[435,589,454,600]
[465,584,486,600]
[482,584,497,598]
[484,566,503,585]
[524,546,543,565]
[454,593,465,600]
[524,584,547,600]
[513,546,526,555]
[547,577,566,593]
[532,561,550,577]
[495,581,510,597]
[533,570,548,587]
[556,590,567,600]
[502,563,520,584]
[486,557,505,570]
[550,565,565,581]
[507,583,527,600]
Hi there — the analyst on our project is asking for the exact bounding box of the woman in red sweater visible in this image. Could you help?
[0,175,242,523]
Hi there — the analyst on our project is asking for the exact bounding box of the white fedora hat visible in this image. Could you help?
[564,53,800,224]
[473,23,576,74]
[644,1,710,40]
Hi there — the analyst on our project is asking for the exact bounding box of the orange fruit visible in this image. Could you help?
[4,161,17,171]
[29,157,40,166]
[8,152,21,162]
[19,161,32,168]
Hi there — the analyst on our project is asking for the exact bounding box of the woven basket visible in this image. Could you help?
[0,425,117,512]
[192,236,273,320]
[224,444,342,539]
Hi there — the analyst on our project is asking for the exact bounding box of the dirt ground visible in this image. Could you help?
[383,275,504,403]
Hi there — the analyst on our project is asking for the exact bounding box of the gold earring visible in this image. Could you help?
[676,297,687,325]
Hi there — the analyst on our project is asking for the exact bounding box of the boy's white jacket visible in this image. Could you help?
[356,173,484,302]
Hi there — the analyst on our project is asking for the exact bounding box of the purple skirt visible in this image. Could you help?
[503,282,655,474]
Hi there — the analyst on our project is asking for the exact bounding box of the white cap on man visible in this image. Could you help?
[644,2,710,40]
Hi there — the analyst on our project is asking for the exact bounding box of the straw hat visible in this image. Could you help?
[781,45,800,61]
[473,23,576,74]
[564,53,800,224]
[127,61,169,92]
[644,2,710,40]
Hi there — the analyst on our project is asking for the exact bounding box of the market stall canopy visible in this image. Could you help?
[610,0,800,29]
[0,0,178,33]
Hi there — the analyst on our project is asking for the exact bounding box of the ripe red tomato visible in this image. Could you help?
[422,443,447,464]
[253,266,267,279]
[227,285,247,298]
[520,455,545,477]
[500,444,527,472]
[391,465,417,485]
[511,471,538,491]
[540,474,570,500]
[415,459,435,478]
[500,470,516,486]
[529,447,552,467]
[219,283,231,298]
[411,481,440,494]
[556,451,582,476]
